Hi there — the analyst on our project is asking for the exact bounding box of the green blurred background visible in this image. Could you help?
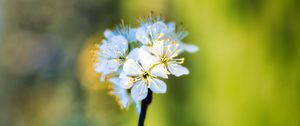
[0,0,299,126]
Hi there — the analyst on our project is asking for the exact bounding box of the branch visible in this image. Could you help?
[138,90,153,126]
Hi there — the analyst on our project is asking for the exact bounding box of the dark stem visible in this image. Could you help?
[138,90,153,126]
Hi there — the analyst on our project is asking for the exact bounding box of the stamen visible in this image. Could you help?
[133,77,142,82]
[173,58,184,64]
[160,55,169,63]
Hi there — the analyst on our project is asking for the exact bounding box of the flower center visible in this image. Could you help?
[119,56,126,61]
[142,72,150,79]
[160,55,169,64]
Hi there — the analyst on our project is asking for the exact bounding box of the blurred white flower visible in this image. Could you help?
[95,35,128,81]
[136,19,198,53]
[136,21,169,46]
[104,26,137,42]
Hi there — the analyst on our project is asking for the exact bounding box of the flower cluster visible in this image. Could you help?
[95,16,198,113]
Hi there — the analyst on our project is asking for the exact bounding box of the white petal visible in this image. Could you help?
[140,22,152,30]
[95,62,104,73]
[109,77,120,85]
[167,22,176,32]
[119,76,134,89]
[150,41,164,57]
[140,45,151,53]
[101,39,108,45]
[110,85,131,109]
[127,28,137,42]
[120,95,131,109]
[123,59,142,76]
[136,28,151,45]
[139,48,159,70]
[167,63,189,77]
[104,29,114,39]
[149,78,167,93]
[100,41,120,59]
[100,42,118,59]
[110,35,128,55]
[96,59,120,82]
[127,48,140,61]
[165,41,180,58]
[150,21,168,39]
[133,99,141,114]
[150,64,168,79]
[104,59,120,73]
[131,81,148,101]
[180,43,199,53]
[96,59,120,74]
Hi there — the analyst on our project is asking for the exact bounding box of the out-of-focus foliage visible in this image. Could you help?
[0,0,299,126]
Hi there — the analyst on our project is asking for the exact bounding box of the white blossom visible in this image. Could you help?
[142,40,189,77]
[95,35,128,81]
[95,16,197,112]
[121,54,168,101]
[136,20,198,53]
[136,21,169,46]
